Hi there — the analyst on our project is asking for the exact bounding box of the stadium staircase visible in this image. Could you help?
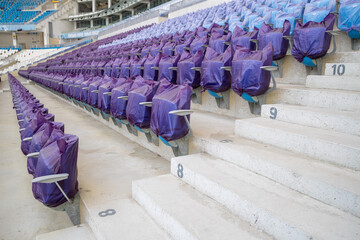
[7,0,360,239]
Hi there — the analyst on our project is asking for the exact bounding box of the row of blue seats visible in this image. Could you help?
[8,73,79,219]
[31,10,56,24]
[0,10,40,23]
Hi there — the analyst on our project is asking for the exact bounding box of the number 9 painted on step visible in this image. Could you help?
[270,107,277,119]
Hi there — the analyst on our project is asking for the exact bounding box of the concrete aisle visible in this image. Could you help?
[0,77,170,239]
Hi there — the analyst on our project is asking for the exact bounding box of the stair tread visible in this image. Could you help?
[173,153,360,240]
[237,117,360,148]
[36,224,96,240]
[262,103,360,119]
[133,174,273,240]
[84,199,171,240]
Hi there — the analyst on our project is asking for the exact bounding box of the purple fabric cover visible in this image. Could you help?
[130,55,148,79]
[292,13,335,62]
[201,46,232,92]
[259,20,290,60]
[32,134,79,207]
[176,50,204,88]
[209,30,232,53]
[190,35,209,54]
[20,111,48,155]
[104,58,114,76]
[231,26,259,51]
[27,122,65,175]
[111,57,125,78]
[110,79,134,119]
[158,54,181,83]
[150,79,193,142]
[80,76,96,103]
[98,77,126,112]
[88,76,110,107]
[231,43,273,97]
[72,74,85,100]
[143,53,162,80]
[126,77,159,128]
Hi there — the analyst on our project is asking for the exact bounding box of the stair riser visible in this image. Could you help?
[324,63,360,76]
[266,88,360,112]
[306,76,360,91]
[261,105,360,136]
[132,183,197,240]
[170,158,311,240]
[191,136,360,217]
[234,120,360,171]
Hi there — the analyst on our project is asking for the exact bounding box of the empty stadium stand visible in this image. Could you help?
[0,0,45,24]
[1,0,360,239]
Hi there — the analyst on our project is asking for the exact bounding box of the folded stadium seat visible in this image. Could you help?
[104,57,115,76]
[26,121,65,175]
[130,54,148,79]
[231,26,259,51]
[111,56,127,78]
[209,28,232,54]
[110,78,139,132]
[96,57,109,76]
[126,76,160,141]
[88,76,110,115]
[161,40,177,57]
[71,74,86,107]
[143,53,162,81]
[201,46,232,109]
[176,50,205,104]
[189,35,209,55]
[257,20,291,77]
[141,42,153,58]
[20,110,53,155]
[158,54,181,83]
[80,76,97,111]
[291,13,336,72]
[230,43,277,114]
[97,77,127,120]
[81,60,92,75]
[174,30,196,55]
[32,133,79,207]
[338,0,360,39]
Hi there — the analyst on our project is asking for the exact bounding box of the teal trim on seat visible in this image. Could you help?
[302,56,316,67]
[159,136,176,147]
[208,90,223,98]
[348,29,360,39]
[116,118,125,125]
[134,125,145,133]
[241,92,257,103]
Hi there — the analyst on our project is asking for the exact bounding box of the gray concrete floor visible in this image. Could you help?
[0,75,170,239]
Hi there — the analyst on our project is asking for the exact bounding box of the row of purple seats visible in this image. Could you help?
[21,69,194,156]
[8,74,79,215]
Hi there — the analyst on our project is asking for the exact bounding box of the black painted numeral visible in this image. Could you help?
[177,163,183,178]
[331,64,345,76]
[270,107,277,119]
[98,209,116,217]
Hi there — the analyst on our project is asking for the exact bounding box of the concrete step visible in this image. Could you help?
[306,75,360,91]
[191,118,360,218]
[266,84,360,112]
[36,224,96,240]
[82,199,171,240]
[324,63,360,76]
[171,153,360,240]
[234,118,360,171]
[261,104,360,136]
[132,174,273,240]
